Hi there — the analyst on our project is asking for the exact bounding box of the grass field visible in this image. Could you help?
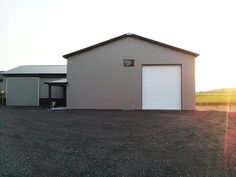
[196,88,236,104]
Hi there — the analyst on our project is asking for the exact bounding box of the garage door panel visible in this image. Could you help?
[6,77,39,106]
[142,66,181,110]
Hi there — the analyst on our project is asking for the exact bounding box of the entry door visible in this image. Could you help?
[142,66,181,110]
[6,77,39,106]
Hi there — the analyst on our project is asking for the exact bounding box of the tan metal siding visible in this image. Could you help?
[67,37,196,110]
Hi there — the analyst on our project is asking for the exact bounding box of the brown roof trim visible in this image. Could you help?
[63,33,199,59]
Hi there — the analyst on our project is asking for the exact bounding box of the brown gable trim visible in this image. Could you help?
[132,34,199,57]
[63,34,127,59]
[63,33,199,59]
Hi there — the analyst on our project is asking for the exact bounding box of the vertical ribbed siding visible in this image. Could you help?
[67,37,196,110]
[6,77,39,106]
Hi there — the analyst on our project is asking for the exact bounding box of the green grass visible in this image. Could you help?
[196,88,236,103]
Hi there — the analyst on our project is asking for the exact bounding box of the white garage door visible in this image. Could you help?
[6,77,39,106]
[142,66,181,110]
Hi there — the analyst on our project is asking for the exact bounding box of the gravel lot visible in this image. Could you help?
[0,107,236,177]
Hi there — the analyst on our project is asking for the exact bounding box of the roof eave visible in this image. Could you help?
[2,73,67,76]
[63,34,127,59]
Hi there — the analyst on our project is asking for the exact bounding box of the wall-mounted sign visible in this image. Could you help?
[124,59,134,67]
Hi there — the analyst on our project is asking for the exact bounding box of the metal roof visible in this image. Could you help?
[44,78,67,84]
[63,33,199,59]
[2,65,67,75]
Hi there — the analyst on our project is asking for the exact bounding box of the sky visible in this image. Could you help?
[0,0,236,91]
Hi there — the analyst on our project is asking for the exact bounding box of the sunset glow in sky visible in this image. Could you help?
[0,0,236,91]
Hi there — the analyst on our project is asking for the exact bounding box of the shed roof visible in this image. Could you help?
[44,78,67,84]
[3,65,67,75]
[63,33,199,59]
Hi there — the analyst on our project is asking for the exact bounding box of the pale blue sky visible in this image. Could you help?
[0,0,236,91]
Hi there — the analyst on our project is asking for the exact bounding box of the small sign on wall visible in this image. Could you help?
[124,59,134,67]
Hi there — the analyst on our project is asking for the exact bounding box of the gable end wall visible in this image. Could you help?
[67,37,195,110]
